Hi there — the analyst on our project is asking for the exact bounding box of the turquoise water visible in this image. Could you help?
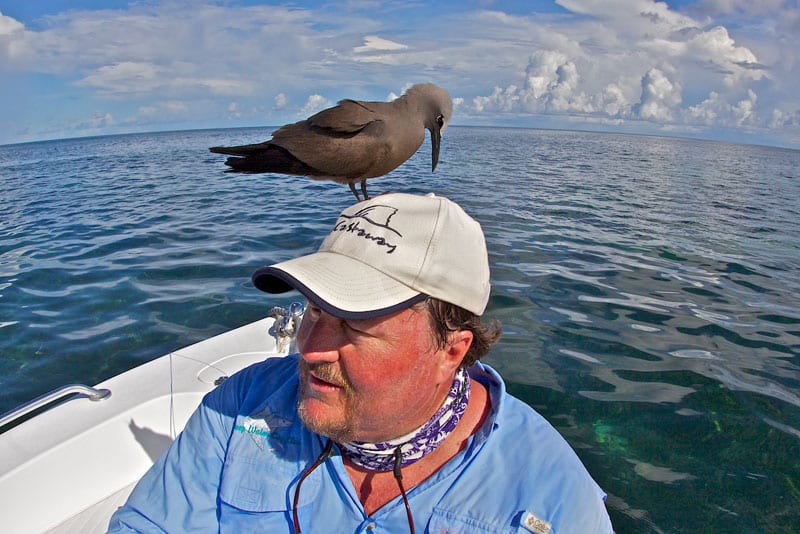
[1,127,799,531]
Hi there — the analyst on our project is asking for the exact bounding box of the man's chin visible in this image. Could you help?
[298,399,354,442]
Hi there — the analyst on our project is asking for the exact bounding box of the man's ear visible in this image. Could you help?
[439,330,473,374]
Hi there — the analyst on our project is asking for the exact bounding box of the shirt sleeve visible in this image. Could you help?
[107,377,242,533]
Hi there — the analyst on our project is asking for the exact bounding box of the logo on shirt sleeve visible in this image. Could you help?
[521,511,552,534]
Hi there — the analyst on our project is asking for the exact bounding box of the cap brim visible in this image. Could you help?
[252,251,425,320]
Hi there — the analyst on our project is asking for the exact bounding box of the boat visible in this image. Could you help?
[0,304,304,534]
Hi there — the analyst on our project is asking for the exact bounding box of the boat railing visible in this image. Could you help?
[0,384,111,430]
[1,306,304,432]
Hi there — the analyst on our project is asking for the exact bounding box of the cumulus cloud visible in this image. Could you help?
[473,85,520,113]
[0,11,23,35]
[0,11,26,65]
[466,0,786,135]
[686,89,757,126]
[472,51,630,118]
[525,50,569,101]
[769,108,799,129]
[634,68,683,122]
[596,84,631,117]
[523,51,593,113]
[300,94,332,115]
[684,25,764,86]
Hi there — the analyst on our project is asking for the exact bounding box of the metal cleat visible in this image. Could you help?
[267,301,304,353]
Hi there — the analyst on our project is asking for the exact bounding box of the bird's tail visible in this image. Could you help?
[208,143,268,156]
[211,143,321,176]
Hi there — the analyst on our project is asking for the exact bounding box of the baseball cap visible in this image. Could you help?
[252,192,490,320]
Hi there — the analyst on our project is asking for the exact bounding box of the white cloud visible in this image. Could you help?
[525,50,569,100]
[274,93,288,109]
[2,4,326,89]
[472,51,617,117]
[0,11,27,64]
[522,51,594,113]
[473,85,520,113]
[137,101,188,118]
[634,68,683,122]
[77,61,256,97]
[0,11,23,35]
[165,101,189,114]
[226,102,241,119]
[465,1,787,136]
[596,83,630,117]
[79,61,160,93]
[686,89,757,126]
[684,26,764,86]
[300,94,332,115]
[769,107,799,129]
[557,0,700,36]
[694,0,788,17]
[353,35,408,53]
[89,111,115,128]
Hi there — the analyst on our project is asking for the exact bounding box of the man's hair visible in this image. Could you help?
[417,297,502,368]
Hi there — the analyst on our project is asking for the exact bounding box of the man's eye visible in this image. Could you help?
[343,320,370,335]
[343,320,361,332]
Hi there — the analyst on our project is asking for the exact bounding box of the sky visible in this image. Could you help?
[0,0,798,148]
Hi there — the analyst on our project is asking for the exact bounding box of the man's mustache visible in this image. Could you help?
[299,360,350,389]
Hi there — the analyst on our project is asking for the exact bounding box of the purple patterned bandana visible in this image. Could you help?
[339,367,470,471]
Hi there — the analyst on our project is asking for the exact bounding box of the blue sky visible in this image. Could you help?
[1,0,798,148]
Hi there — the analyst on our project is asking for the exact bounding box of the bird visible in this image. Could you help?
[209,83,452,201]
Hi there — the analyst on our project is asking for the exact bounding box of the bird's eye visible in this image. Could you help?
[436,114,445,127]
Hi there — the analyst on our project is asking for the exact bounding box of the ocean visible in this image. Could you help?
[1,126,798,532]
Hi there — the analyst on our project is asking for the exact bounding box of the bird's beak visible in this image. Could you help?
[430,126,442,172]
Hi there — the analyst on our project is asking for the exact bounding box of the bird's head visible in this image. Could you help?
[405,83,452,172]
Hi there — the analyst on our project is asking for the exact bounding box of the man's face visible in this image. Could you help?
[296,301,454,443]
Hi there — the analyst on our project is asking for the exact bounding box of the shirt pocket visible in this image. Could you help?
[428,507,518,534]
[218,431,321,513]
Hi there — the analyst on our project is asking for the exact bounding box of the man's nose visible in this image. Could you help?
[297,309,343,363]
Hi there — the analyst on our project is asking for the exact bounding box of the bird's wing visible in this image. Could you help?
[269,117,395,179]
[304,99,380,134]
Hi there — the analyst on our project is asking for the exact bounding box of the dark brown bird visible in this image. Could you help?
[209,84,453,200]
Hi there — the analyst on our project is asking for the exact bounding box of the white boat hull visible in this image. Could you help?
[0,317,290,534]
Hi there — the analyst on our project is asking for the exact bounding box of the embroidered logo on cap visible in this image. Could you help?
[521,511,552,534]
[332,204,402,253]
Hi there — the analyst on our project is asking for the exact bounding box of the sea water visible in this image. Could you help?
[1,127,798,531]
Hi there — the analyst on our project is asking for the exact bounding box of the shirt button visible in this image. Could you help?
[365,523,376,531]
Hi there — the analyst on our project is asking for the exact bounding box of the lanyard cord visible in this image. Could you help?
[292,439,333,534]
[291,440,415,534]
[393,446,416,534]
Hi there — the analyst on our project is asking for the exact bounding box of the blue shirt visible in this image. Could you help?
[109,355,612,533]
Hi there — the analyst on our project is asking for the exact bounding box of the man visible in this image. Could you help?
[110,193,613,533]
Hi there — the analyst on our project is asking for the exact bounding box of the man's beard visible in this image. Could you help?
[297,360,358,442]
